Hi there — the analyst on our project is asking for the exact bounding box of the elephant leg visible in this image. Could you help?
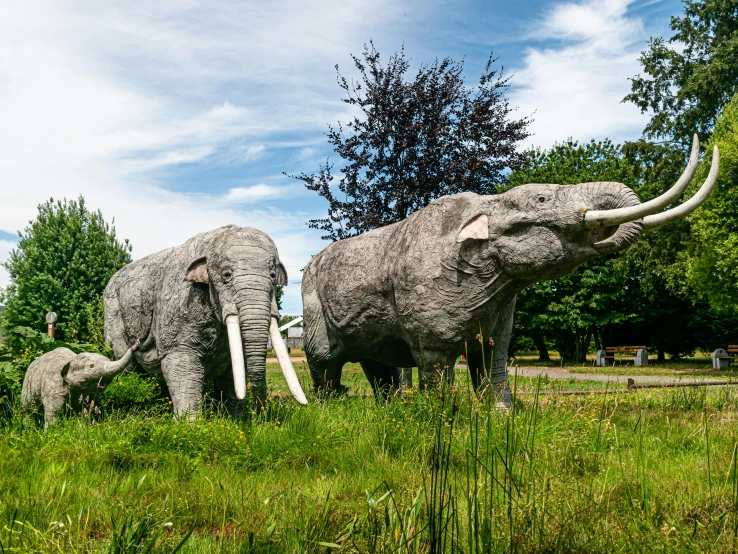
[213,372,244,419]
[303,290,348,394]
[43,394,66,429]
[309,359,347,395]
[161,350,205,422]
[413,350,456,390]
[487,295,516,407]
[360,360,401,401]
[467,343,494,391]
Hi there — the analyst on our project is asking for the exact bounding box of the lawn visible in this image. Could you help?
[3,366,738,553]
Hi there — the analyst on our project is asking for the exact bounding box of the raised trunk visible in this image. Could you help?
[106,346,136,373]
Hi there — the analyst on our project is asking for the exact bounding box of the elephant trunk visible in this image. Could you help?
[235,280,272,409]
[578,182,644,255]
[106,344,137,374]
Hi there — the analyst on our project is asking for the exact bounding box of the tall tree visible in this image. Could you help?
[509,139,642,363]
[508,138,730,362]
[680,93,738,313]
[293,42,530,241]
[624,0,738,144]
[1,197,131,349]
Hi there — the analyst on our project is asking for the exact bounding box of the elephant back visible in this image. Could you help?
[21,347,76,410]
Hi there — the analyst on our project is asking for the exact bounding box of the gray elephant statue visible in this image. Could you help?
[21,341,140,428]
[103,225,307,420]
[302,136,719,405]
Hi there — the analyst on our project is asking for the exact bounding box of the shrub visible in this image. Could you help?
[101,372,164,412]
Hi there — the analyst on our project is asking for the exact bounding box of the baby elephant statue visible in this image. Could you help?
[21,341,140,428]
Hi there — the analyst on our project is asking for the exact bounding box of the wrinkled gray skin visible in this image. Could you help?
[303,183,642,404]
[22,341,139,428]
[104,226,287,419]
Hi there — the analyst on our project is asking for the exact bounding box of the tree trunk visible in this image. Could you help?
[576,330,592,363]
[532,333,551,362]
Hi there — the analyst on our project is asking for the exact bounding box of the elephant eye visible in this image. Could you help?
[538,196,546,203]
[222,270,233,282]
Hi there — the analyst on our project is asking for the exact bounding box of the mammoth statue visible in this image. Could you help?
[302,136,719,405]
[104,225,307,420]
[22,341,139,428]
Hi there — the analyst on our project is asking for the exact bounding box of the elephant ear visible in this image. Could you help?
[456,214,489,243]
[185,257,209,284]
[60,360,73,384]
[277,261,288,286]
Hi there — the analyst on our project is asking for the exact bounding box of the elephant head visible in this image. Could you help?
[455,136,719,283]
[62,340,140,393]
[184,227,306,406]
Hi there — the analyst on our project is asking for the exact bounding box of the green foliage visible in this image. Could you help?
[3,383,738,551]
[509,136,737,360]
[0,362,22,407]
[0,325,113,405]
[509,140,642,361]
[681,93,738,313]
[624,0,738,143]
[100,372,164,413]
[1,196,131,351]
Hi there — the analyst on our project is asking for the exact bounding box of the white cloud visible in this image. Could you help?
[0,241,14,291]
[0,0,404,312]
[511,0,650,147]
[223,184,300,203]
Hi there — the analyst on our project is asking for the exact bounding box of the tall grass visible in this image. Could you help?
[3,377,738,551]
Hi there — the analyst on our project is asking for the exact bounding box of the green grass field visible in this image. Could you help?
[4,364,738,552]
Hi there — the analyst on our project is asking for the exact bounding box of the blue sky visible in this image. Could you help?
[0,0,680,313]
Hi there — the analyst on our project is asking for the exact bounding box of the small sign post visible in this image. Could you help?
[45,311,57,339]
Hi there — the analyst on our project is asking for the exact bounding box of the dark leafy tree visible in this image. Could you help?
[624,0,738,144]
[509,139,641,363]
[293,42,530,241]
[509,137,736,362]
[1,196,131,351]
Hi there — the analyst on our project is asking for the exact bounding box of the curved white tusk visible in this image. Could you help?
[584,134,701,228]
[269,318,308,406]
[225,314,247,400]
[642,145,720,230]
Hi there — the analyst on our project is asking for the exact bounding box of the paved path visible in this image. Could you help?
[509,366,730,385]
[272,358,728,386]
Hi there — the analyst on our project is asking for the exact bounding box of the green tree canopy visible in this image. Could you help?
[1,196,131,349]
[509,139,642,362]
[624,0,738,144]
[508,137,734,361]
[681,93,738,312]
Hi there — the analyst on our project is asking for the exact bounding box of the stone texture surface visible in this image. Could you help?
[104,226,287,419]
[22,342,139,428]
[302,183,645,405]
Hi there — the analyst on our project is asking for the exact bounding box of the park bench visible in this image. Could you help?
[596,345,648,367]
[712,345,738,370]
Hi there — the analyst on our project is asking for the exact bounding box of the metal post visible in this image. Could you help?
[45,311,57,339]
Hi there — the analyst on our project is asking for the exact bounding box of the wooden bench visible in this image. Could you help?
[713,345,738,369]
[597,346,648,367]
